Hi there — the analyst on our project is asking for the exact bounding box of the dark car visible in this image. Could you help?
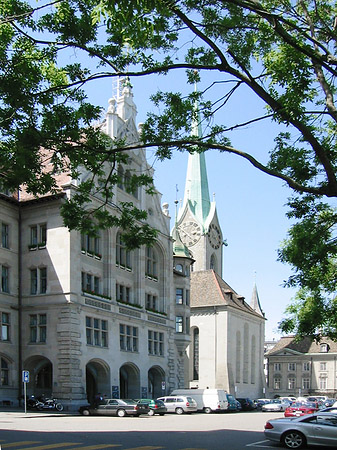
[225,394,240,412]
[237,398,257,411]
[79,398,150,417]
[136,398,167,416]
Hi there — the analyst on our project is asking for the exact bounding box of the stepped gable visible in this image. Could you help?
[266,335,337,355]
[191,269,265,318]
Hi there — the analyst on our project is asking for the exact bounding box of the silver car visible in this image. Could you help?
[157,396,197,414]
[262,399,291,412]
[264,412,337,449]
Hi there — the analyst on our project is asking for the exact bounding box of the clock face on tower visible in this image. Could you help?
[179,221,202,247]
[208,224,222,249]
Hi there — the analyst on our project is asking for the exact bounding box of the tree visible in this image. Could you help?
[1,0,337,338]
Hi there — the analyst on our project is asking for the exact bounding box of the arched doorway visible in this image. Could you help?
[119,363,140,399]
[148,366,165,398]
[23,356,53,399]
[86,359,110,404]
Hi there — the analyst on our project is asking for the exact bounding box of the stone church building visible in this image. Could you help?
[0,81,265,409]
[172,110,266,399]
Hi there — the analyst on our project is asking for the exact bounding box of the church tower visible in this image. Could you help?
[174,101,223,275]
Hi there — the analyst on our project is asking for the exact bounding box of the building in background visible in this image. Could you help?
[0,82,192,409]
[266,336,337,398]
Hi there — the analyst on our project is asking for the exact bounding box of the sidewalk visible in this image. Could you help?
[0,405,75,417]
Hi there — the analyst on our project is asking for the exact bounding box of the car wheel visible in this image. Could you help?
[56,403,64,412]
[159,413,165,416]
[204,407,212,414]
[175,407,184,415]
[148,409,155,416]
[81,409,90,416]
[117,409,126,417]
[282,431,306,449]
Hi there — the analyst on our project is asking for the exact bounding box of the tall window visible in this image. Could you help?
[30,314,47,343]
[303,362,310,371]
[176,288,183,304]
[288,362,296,371]
[146,294,157,311]
[82,272,100,295]
[319,376,327,390]
[320,362,327,371]
[243,323,249,383]
[251,335,256,384]
[288,377,296,389]
[0,358,9,386]
[116,283,133,304]
[193,328,199,380]
[1,266,9,293]
[302,378,310,389]
[120,324,138,352]
[1,223,9,248]
[30,224,47,247]
[146,246,157,279]
[148,330,164,356]
[116,233,131,268]
[30,268,47,294]
[175,316,183,333]
[1,312,10,341]
[86,316,108,347]
[236,331,241,383]
[81,233,101,257]
[274,377,281,390]
[274,363,281,372]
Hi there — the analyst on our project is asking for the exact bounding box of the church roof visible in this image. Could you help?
[250,282,264,316]
[190,270,265,318]
[266,336,337,356]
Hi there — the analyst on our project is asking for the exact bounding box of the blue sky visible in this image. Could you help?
[87,70,298,341]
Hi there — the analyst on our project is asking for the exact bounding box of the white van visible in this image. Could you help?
[170,389,228,413]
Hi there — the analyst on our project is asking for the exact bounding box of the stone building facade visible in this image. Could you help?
[266,336,337,398]
[0,83,192,409]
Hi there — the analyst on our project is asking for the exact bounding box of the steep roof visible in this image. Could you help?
[191,270,265,318]
[250,282,264,316]
[266,336,337,355]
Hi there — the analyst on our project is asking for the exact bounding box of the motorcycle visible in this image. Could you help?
[36,396,64,411]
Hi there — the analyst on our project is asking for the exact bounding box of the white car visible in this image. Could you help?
[262,399,290,412]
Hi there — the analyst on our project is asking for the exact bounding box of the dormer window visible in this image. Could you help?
[175,264,183,273]
[320,343,329,353]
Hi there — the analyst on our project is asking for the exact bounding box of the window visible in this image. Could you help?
[146,294,157,311]
[30,268,47,294]
[0,358,9,386]
[274,377,281,390]
[116,283,134,305]
[81,233,101,258]
[288,377,295,389]
[120,324,138,352]
[288,362,296,372]
[1,312,10,341]
[146,246,157,279]
[30,224,47,248]
[1,223,9,248]
[30,314,47,343]
[176,288,183,304]
[186,290,190,306]
[303,362,310,371]
[82,272,101,295]
[320,376,327,390]
[320,343,329,353]
[274,363,281,372]
[175,316,183,333]
[175,264,183,273]
[302,378,310,389]
[1,266,9,293]
[116,233,131,268]
[320,362,327,371]
[86,316,108,347]
[148,330,164,356]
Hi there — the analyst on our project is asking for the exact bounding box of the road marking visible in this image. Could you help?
[1,444,41,449]
[123,447,164,450]
[246,440,274,448]
[64,446,121,450]
[9,444,81,450]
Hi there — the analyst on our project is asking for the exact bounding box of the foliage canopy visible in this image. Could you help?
[1,0,337,339]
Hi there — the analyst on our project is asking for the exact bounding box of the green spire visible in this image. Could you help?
[181,87,211,227]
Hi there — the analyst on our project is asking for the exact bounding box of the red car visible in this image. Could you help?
[284,401,318,417]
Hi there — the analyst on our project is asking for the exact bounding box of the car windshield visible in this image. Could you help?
[122,399,136,404]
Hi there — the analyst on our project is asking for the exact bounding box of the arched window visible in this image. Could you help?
[210,254,217,271]
[193,328,199,380]
[251,335,256,384]
[117,166,124,189]
[236,331,241,383]
[116,232,131,269]
[146,246,157,279]
[124,170,131,192]
[243,323,249,383]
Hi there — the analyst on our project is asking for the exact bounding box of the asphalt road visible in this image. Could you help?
[0,410,285,450]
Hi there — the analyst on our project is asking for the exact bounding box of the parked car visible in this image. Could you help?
[225,394,240,412]
[157,396,197,414]
[265,412,337,449]
[237,398,257,411]
[254,399,271,410]
[320,407,337,414]
[170,389,228,413]
[136,398,167,416]
[78,398,149,417]
[262,399,290,412]
[284,401,319,417]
